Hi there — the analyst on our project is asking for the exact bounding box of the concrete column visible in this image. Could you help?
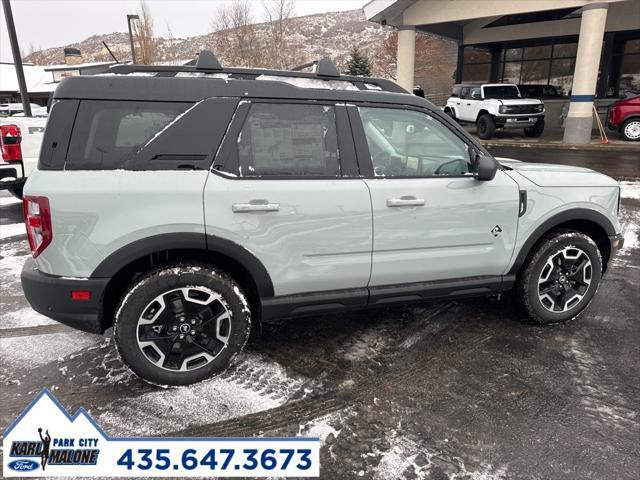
[563,3,608,144]
[396,25,416,92]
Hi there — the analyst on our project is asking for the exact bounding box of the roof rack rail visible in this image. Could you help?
[107,50,406,94]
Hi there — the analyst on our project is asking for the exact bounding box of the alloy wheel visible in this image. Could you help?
[136,286,232,371]
[537,246,593,313]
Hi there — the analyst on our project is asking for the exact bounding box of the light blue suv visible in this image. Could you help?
[20,54,624,385]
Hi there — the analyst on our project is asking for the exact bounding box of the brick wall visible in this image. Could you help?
[414,33,458,107]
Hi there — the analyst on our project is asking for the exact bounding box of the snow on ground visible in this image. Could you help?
[0,223,25,239]
[372,435,507,480]
[620,181,640,201]
[96,352,312,437]
[0,196,21,206]
[0,332,98,381]
[1,306,56,328]
[298,410,344,443]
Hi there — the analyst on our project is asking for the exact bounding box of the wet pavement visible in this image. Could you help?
[1,150,638,479]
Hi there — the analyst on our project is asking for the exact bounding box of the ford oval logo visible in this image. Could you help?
[8,459,39,471]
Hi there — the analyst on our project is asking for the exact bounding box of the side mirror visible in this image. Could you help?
[475,153,497,181]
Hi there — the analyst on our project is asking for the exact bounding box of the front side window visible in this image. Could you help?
[236,103,340,177]
[66,100,189,170]
[358,107,473,178]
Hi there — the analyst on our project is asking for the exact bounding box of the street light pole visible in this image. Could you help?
[2,0,32,117]
[127,14,139,64]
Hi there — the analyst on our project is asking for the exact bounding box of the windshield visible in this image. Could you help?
[483,85,521,99]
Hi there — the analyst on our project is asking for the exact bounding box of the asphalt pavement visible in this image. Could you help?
[1,150,638,479]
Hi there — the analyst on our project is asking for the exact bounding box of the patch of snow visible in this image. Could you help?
[298,412,341,443]
[1,306,57,329]
[373,435,507,480]
[0,196,21,206]
[620,181,640,200]
[256,75,358,91]
[97,352,312,436]
[0,223,25,239]
[0,332,98,380]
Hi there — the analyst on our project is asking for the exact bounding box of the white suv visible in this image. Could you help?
[445,83,545,140]
[20,53,623,385]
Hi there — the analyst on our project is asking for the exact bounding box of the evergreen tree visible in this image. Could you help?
[345,47,372,76]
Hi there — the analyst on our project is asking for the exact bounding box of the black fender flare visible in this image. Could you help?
[508,208,616,275]
[91,232,274,297]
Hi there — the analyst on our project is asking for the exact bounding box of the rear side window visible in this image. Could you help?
[66,100,190,170]
[235,103,340,177]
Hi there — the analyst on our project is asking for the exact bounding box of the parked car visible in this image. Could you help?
[518,84,563,99]
[21,52,624,385]
[0,103,42,117]
[607,95,640,141]
[444,83,545,140]
[0,116,47,198]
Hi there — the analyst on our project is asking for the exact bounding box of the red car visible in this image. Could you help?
[607,95,640,141]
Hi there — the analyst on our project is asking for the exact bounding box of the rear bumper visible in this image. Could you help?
[21,257,108,334]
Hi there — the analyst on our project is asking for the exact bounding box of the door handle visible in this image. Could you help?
[232,201,280,213]
[386,197,425,207]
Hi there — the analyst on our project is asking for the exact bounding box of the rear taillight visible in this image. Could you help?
[22,196,52,258]
[0,124,22,162]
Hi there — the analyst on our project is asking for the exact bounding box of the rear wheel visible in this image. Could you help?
[524,118,545,138]
[621,118,640,141]
[517,231,602,324]
[476,114,496,140]
[114,264,251,385]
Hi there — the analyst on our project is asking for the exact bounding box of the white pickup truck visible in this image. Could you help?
[444,83,545,140]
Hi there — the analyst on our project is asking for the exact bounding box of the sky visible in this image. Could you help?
[0,0,370,62]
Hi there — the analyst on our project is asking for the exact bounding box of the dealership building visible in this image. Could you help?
[365,0,640,143]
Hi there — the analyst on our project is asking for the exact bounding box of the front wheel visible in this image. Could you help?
[114,264,251,385]
[524,118,545,138]
[476,114,496,140]
[621,118,640,141]
[517,231,602,324]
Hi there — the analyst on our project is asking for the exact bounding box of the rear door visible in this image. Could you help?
[203,100,372,297]
[349,104,520,288]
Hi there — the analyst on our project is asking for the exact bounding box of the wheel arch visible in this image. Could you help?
[620,115,640,132]
[93,233,274,332]
[509,209,616,277]
[476,109,491,122]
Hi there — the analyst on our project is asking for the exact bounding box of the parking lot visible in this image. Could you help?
[1,149,638,479]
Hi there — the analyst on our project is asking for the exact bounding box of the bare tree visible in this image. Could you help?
[25,43,48,65]
[162,23,180,63]
[263,0,298,69]
[211,0,260,67]
[133,0,157,64]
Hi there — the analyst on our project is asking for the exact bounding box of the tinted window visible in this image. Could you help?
[66,100,190,170]
[236,103,340,177]
[358,107,472,178]
[483,85,521,99]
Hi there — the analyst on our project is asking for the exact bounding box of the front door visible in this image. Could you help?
[350,105,520,287]
[204,101,372,297]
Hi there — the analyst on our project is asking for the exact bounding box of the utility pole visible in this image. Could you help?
[2,0,32,117]
[127,14,139,64]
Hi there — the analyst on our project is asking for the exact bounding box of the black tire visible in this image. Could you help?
[621,118,640,141]
[114,263,251,386]
[476,114,496,140]
[445,108,456,122]
[524,118,545,138]
[517,231,602,324]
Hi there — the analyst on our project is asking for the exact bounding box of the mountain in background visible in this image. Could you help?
[27,10,389,66]
[25,9,458,103]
